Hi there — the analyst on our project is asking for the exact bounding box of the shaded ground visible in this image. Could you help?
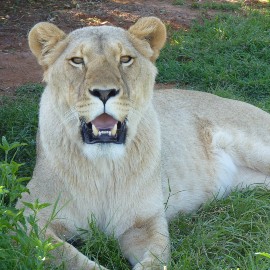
[0,0,254,95]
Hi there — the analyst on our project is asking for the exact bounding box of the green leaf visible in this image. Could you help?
[8,142,27,152]
[0,136,9,151]
[17,177,31,183]
[22,201,35,211]
[23,200,51,211]
[255,252,270,259]
[0,186,9,195]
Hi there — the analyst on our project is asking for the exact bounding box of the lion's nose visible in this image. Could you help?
[90,88,119,104]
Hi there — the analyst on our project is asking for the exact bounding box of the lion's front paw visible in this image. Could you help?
[133,260,165,270]
[70,260,109,270]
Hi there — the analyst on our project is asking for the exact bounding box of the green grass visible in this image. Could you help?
[78,218,130,269]
[173,0,185,5]
[157,9,270,106]
[0,83,43,175]
[169,188,270,269]
[191,1,243,11]
[1,6,270,270]
[172,0,242,10]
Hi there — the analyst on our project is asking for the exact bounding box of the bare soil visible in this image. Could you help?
[0,0,235,95]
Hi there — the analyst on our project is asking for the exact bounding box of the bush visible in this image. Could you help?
[0,137,60,270]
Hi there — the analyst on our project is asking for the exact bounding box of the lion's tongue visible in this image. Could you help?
[91,113,118,130]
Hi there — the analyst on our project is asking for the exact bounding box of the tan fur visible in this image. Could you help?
[17,17,270,269]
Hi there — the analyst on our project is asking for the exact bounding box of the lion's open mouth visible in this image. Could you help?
[80,113,127,144]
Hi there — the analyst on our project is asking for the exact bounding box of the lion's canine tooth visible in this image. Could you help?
[111,124,117,136]
[92,124,99,136]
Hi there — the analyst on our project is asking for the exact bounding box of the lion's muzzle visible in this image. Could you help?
[80,113,127,144]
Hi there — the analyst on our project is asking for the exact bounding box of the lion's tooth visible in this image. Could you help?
[92,124,99,136]
[111,124,117,136]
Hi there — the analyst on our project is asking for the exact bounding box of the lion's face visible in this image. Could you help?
[29,18,166,159]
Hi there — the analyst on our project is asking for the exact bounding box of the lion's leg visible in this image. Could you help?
[234,166,270,188]
[213,129,270,189]
[46,230,108,270]
[231,136,270,177]
[119,214,170,270]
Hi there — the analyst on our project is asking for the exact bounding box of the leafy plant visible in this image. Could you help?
[0,136,29,206]
[0,137,60,270]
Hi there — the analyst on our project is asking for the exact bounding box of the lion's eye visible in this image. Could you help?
[70,57,84,65]
[120,56,133,66]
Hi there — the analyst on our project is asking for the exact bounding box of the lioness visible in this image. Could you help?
[17,17,270,269]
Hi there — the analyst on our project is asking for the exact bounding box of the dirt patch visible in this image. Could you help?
[0,0,232,95]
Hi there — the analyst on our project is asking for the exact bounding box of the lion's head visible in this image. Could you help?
[29,17,166,159]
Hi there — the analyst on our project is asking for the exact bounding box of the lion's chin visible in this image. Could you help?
[82,143,126,160]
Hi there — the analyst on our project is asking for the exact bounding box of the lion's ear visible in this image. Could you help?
[28,22,66,66]
[128,17,166,62]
